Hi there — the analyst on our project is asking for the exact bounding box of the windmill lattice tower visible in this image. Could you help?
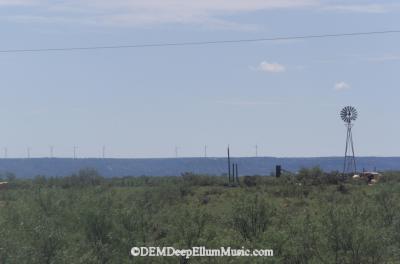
[340,106,358,175]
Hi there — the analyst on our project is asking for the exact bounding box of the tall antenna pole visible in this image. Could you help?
[232,163,235,183]
[102,146,106,159]
[255,145,258,157]
[204,145,207,158]
[73,146,77,159]
[175,146,178,158]
[50,146,54,158]
[235,163,239,183]
[228,146,231,183]
[27,147,31,159]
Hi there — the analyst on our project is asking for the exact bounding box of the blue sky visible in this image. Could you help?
[0,0,399,158]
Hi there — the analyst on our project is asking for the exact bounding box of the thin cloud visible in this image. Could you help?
[258,61,286,73]
[0,1,398,28]
[313,52,400,64]
[0,0,37,5]
[366,54,400,62]
[216,100,283,106]
[0,0,318,27]
[324,4,390,13]
[334,82,351,91]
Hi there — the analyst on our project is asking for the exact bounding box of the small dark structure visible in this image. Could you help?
[276,165,282,178]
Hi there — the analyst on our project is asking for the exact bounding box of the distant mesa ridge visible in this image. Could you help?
[0,157,399,178]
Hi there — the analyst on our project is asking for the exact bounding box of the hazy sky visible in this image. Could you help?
[0,0,399,158]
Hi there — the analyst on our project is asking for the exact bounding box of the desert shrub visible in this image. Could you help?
[2,170,400,263]
[243,176,257,187]
[379,171,400,183]
[231,194,275,242]
[296,167,344,186]
[181,172,224,186]
[320,195,389,264]
[61,168,104,188]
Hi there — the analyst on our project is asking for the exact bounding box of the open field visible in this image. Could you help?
[1,168,400,263]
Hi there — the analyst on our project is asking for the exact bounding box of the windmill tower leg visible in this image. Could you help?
[343,125,350,175]
[350,130,357,174]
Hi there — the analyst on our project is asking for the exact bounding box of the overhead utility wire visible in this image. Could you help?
[1,30,400,54]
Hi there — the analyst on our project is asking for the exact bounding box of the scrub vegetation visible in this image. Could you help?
[1,168,400,263]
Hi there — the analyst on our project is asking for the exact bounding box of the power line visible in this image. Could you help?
[0,30,399,54]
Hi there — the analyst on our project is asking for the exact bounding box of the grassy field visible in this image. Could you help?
[1,168,400,263]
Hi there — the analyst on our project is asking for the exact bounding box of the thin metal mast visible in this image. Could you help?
[228,146,231,183]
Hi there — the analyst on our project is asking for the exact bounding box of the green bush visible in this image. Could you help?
[0,170,399,263]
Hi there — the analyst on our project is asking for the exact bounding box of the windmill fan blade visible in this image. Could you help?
[352,110,358,120]
[340,106,358,123]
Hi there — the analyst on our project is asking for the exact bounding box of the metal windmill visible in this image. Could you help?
[340,106,358,175]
